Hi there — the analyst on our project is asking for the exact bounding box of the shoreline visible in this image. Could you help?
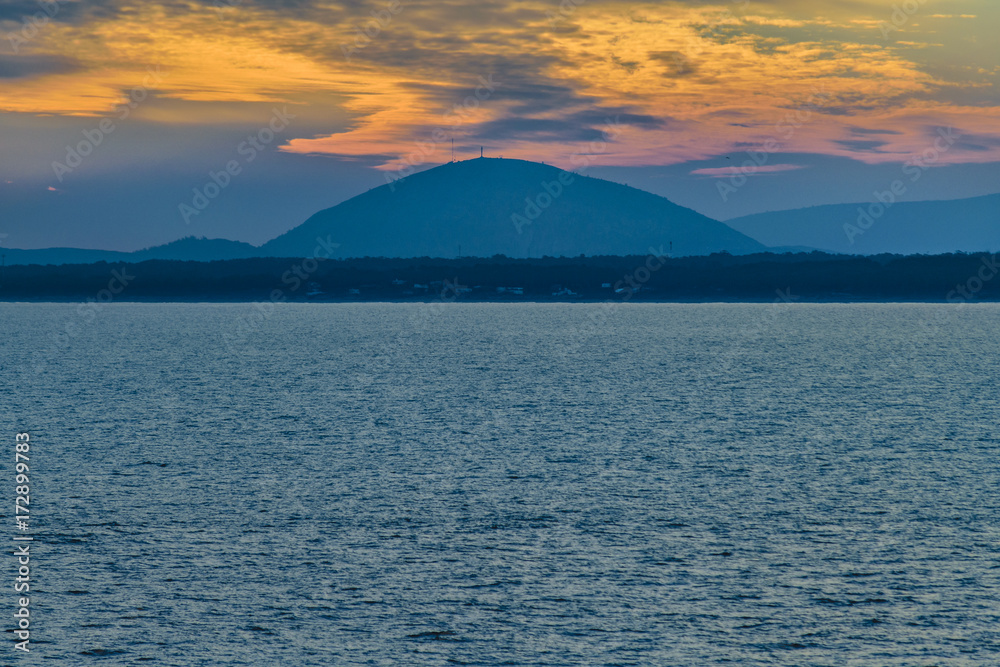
[2,297,998,304]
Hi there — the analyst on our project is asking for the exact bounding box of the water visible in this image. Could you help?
[2,303,998,665]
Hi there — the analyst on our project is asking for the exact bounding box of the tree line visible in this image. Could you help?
[0,251,997,302]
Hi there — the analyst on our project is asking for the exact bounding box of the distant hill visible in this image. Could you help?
[3,158,764,264]
[261,157,766,258]
[131,237,260,262]
[0,247,133,266]
[1,237,259,266]
[726,193,1000,255]
[17,159,999,264]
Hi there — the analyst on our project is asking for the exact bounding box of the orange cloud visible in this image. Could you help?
[0,0,996,169]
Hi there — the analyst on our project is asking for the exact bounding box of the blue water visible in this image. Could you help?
[2,303,999,665]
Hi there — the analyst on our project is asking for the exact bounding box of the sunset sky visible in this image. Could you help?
[1,0,998,250]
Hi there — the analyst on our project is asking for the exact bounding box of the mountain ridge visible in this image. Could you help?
[10,158,997,266]
[3,157,766,265]
[726,192,1000,255]
[260,157,766,258]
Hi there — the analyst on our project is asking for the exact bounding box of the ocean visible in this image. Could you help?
[2,302,998,665]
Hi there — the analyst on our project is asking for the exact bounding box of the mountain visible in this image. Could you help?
[261,157,766,258]
[0,247,133,266]
[6,162,999,265]
[1,237,259,266]
[726,193,1000,255]
[131,237,260,262]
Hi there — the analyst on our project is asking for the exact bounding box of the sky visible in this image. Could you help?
[0,0,998,251]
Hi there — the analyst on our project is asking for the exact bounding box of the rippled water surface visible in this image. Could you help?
[2,303,999,665]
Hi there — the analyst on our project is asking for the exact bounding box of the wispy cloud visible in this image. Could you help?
[0,0,997,169]
[691,163,804,177]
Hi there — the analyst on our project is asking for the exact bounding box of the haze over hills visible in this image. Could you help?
[4,158,998,266]
[2,158,765,265]
[726,192,1000,255]
[0,238,260,267]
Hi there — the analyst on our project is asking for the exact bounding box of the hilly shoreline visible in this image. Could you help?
[5,158,996,267]
[4,157,764,266]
